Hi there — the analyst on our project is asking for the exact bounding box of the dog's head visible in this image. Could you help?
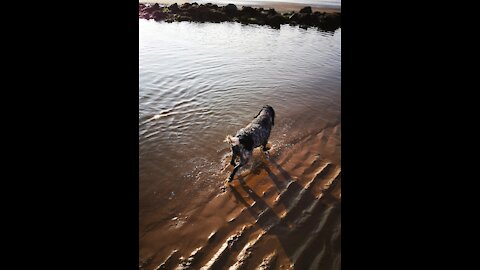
[254,105,275,126]
[224,134,254,152]
[225,135,240,146]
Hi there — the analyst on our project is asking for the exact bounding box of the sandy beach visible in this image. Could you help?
[139,123,341,269]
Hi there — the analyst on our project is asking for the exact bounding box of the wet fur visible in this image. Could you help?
[225,105,275,181]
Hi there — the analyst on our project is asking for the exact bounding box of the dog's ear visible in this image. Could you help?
[224,135,240,146]
[239,135,254,151]
[271,107,275,126]
[253,107,263,119]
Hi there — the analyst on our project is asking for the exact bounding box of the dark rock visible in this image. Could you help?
[137,2,340,31]
[238,15,263,25]
[205,3,219,9]
[318,13,341,31]
[224,4,238,15]
[260,9,277,17]
[241,6,258,16]
[140,12,151,20]
[267,8,277,16]
[145,3,161,13]
[175,15,191,22]
[298,13,318,26]
[300,6,312,14]
[169,3,180,13]
[289,13,300,22]
[181,3,192,9]
[266,14,287,28]
[249,17,265,25]
[237,16,248,24]
[152,10,167,21]
[185,5,227,22]
[207,10,228,22]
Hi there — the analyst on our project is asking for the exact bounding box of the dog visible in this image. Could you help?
[224,105,275,182]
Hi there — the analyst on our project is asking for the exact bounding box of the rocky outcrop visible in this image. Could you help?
[223,3,237,15]
[299,6,312,14]
[138,2,341,31]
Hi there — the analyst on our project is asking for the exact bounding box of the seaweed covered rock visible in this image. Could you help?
[169,3,180,13]
[151,10,167,21]
[184,4,228,22]
[181,3,192,9]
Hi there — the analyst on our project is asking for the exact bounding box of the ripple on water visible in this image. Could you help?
[140,19,341,225]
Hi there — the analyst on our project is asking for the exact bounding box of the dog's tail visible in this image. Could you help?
[224,135,240,146]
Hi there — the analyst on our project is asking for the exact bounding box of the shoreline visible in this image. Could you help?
[140,122,341,269]
[140,0,341,13]
[139,2,341,30]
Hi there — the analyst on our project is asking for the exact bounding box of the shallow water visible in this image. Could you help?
[139,19,340,269]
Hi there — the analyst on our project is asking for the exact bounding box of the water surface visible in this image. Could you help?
[139,19,341,269]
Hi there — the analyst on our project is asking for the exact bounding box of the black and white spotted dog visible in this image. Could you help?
[225,105,275,182]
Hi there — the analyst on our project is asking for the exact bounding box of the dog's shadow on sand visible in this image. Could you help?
[227,160,296,265]
[226,158,340,269]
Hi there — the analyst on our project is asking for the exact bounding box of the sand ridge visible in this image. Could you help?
[139,122,341,270]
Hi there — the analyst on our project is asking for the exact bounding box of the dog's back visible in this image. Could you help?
[225,105,275,181]
[225,105,275,182]
[236,105,275,149]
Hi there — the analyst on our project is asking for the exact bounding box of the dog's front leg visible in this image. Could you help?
[230,151,237,166]
[228,151,251,182]
[262,142,269,152]
[228,163,242,182]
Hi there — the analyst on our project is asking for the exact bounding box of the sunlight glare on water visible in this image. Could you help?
[139,19,340,222]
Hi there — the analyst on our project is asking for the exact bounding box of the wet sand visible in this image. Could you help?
[140,0,341,13]
[139,122,341,269]
[139,6,341,268]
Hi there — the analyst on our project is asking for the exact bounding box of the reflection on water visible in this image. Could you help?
[139,19,340,238]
